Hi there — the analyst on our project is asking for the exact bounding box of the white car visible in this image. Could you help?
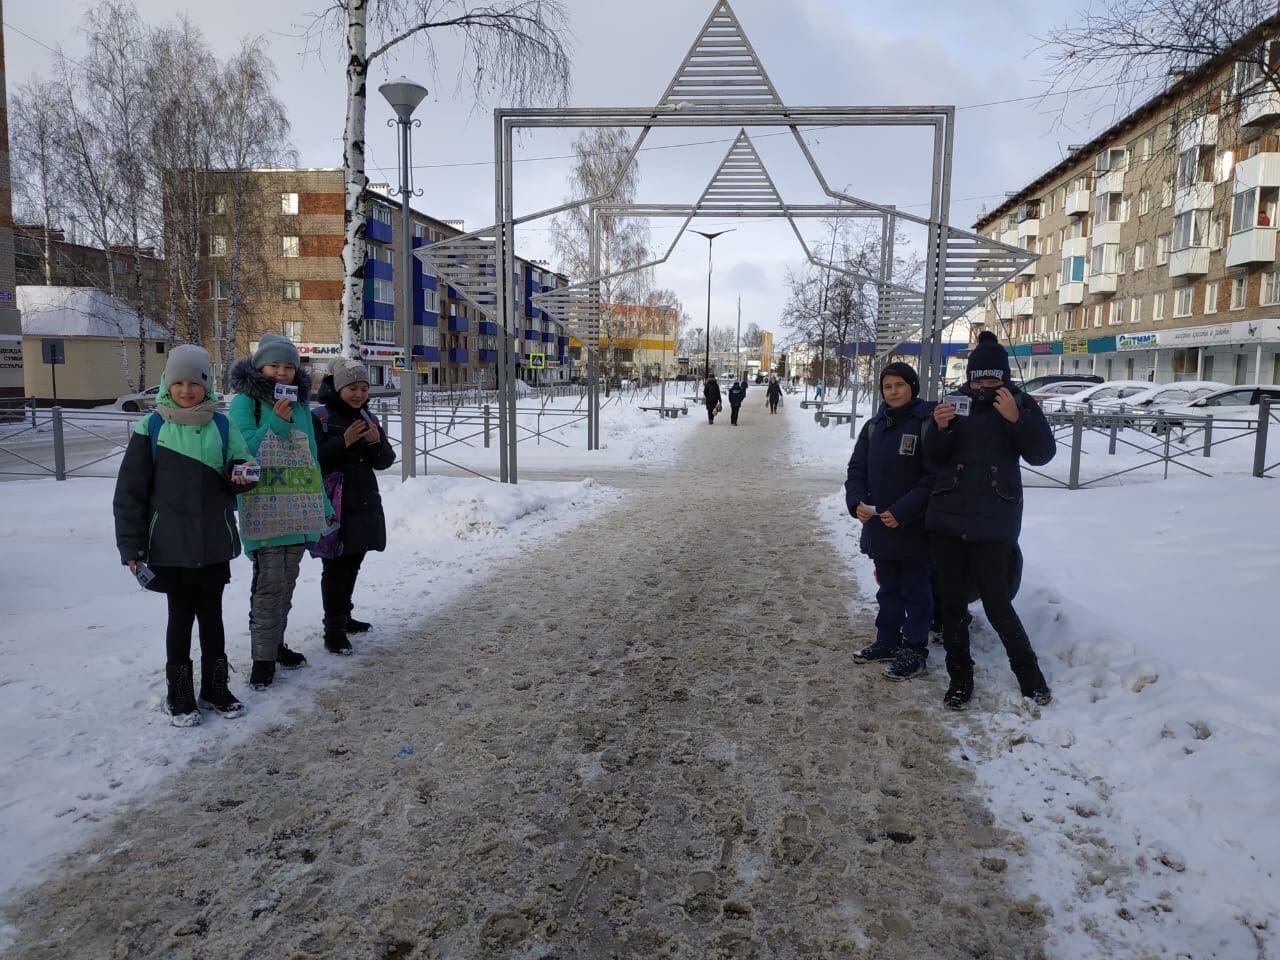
[112,385,160,412]
[1028,381,1098,405]
[1154,384,1280,427]
[1039,380,1152,413]
[1091,380,1230,413]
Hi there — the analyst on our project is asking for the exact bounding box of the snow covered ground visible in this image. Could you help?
[790,395,1280,958]
[0,395,698,911]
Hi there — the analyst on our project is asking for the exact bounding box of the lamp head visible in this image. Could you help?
[379,77,429,122]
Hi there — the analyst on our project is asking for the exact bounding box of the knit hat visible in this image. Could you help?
[331,358,370,392]
[164,344,212,388]
[966,330,1011,383]
[880,361,920,399]
[252,332,300,370]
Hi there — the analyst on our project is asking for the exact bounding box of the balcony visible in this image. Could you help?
[447,347,470,365]
[542,331,556,343]
[1226,225,1278,267]
[1234,152,1280,190]
[1095,169,1125,196]
[1093,221,1121,246]
[447,315,469,333]
[366,219,393,244]
[1088,271,1117,293]
[1013,296,1035,317]
[994,299,1013,320]
[1178,114,1219,151]
[524,328,540,342]
[1018,261,1036,277]
[478,349,498,363]
[1058,282,1085,305]
[411,344,440,363]
[1062,236,1090,258]
[1241,85,1280,127]
[1016,219,1039,240]
[1065,189,1091,216]
[1174,182,1215,214]
[1000,227,1019,247]
[1168,246,1210,277]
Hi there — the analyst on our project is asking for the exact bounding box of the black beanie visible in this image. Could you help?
[880,361,920,399]
[966,331,1011,383]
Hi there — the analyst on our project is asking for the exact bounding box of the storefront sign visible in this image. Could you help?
[1158,321,1235,347]
[361,344,400,361]
[296,342,343,358]
[1063,337,1089,355]
[1117,332,1158,351]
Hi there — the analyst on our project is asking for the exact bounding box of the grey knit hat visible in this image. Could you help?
[164,344,212,388]
[331,358,370,392]
[252,332,301,369]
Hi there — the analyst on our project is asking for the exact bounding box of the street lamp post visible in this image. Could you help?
[380,76,429,483]
[693,228,734,383]
[818,309,832,404]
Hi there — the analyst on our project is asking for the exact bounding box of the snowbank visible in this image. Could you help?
[0,473,616,907]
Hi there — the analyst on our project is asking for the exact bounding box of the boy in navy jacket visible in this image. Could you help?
[845,363,936,681]
[924,332,1056,710]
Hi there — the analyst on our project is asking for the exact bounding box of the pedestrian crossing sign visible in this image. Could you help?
[528,352,546,369]
[392,355,407,371]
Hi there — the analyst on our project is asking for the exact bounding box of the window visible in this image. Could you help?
[1141,133,1154,161]
[208,194,227,215]
[1134,243,1147,271]
[1043,232,1054,256]
[363,319,394,343]
[1156,234,1170,265]
[283,321,303,341]
[209,235,227,257]
[1265,271,1280,306]
[1153,293,1165,321]
[1231,276,1247,309]
[1234,47,1266,92]
[282,280,301,300]
[1094,192,1125,223]
[1117,249,1126,274]
[412,222,426,239]
[422,288,439,313]
[280,192,299,215]
[1211,217,1226,249]
[212,277,229,300]
[1138,188,1151,215]
[1205,281,1219,314]
[1176,147,1199,190]
[1090,243,1118,277]
[1217,149,1235,184]
[1095,147,1129,173]
[1162,178,1174,208]
[281,235,300,258]
[1231,190,1258,233]
[1109,299,1126,325]
[1090,304,1102,328]
[1044,192,1055,215]
[369,278,394,304]
[1060,255,1086,285]
[368,203,393,225]
[1174,286,1194,317]
[1130,294,1143,323]
[418,323,440,349]
[1172,210,1207,250]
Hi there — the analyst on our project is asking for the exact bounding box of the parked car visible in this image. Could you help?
[1090,380,1231,414]
[1037,379,1153,413]
[1153,384,1280,428]
[112,385,160,412]
[1020,373,1104,393]
[1028,381,1098,405]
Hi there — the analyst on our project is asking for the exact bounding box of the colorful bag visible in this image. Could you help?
[306,471,345,559]
[237,423,327,542]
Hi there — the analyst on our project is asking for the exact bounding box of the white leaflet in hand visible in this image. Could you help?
[274,383,299,402]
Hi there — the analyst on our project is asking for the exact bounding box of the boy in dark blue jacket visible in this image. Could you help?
[924,332,1056,710]
[845,363,936,681]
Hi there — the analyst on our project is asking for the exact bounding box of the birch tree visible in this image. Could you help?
[307,0,572,359]
[10,79,64,286]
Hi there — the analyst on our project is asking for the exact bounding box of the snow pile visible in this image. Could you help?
[815,470,1280,958]
[0,472,616,907]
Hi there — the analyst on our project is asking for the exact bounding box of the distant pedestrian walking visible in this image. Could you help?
[925,331,1056,710]
[845,362,936,682]
[815,379,825,402]
[728,377,747,425]
[766,377,782,414]
[703,375,722,424]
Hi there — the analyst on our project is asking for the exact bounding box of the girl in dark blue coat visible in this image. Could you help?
[845,363,936,681]
[924,332,1056,710]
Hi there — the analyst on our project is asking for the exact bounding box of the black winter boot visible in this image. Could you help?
[943,675,974,711]
[249,660,276,690]
[276,642,308,670]
[324,631,353,656]
[199,657,246,718]
[345,617,372,634]
[165,661,202,727]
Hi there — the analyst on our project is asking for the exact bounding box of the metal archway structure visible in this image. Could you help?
[418,0,1035,482]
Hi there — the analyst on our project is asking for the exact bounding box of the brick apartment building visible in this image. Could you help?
[197,168,570,388]
[975,20,1280,386]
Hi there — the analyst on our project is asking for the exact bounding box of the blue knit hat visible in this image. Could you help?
[252,333,300,369]
[966,331,1011,383]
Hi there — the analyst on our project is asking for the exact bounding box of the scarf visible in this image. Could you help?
[157,400,219,426]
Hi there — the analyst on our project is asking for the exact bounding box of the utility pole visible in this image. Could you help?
[735,295,741,378]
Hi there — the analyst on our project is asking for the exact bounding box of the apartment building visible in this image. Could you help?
[197,169,569,388]
[975,22,1280,386]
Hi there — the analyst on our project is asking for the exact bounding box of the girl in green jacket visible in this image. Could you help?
[113,345,256,727]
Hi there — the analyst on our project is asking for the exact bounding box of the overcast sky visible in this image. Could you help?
[5,0,1114,347]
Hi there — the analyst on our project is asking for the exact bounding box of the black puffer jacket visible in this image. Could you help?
[703,379,722,408]
[312,377,397,555]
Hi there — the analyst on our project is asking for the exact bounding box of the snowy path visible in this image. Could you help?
[1,406,1046,959]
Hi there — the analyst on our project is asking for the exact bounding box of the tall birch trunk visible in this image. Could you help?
[341,1,369,360]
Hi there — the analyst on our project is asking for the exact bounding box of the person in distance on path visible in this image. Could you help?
[924,331,1056,710]
[766,376,782,414]
[845,362,936,681]
[728,374,747,425]
[703,373,722,424]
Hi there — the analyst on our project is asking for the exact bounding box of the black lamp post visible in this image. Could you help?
[692,228,734,379]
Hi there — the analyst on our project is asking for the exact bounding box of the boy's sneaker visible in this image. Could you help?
[276,643,307,670]
[165,661,202,728]
[345,618,372,634]
[852,639,899,663]
[882,649,926,682]
[198,657,246,718]
[1026,686,1053,707]
[249,660,276,691]
[324,635,354,657]
[943,677,973,711]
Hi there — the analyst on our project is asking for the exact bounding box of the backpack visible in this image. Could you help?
[148,412,229,463]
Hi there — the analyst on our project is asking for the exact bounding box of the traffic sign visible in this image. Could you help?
[392,354,407,371]
[528,352,546,369]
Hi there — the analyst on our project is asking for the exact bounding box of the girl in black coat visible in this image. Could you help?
[312,359,397,654]
[703,375,722,424]
[766,377,782,413]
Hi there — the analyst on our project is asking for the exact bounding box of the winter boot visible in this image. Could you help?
[199,657,246,718]
[249,660,276,691]
[852,638,899,663]
[345,617,372,634]
[1026,685,1053,707]
[276,642,308,670]
[882,648,927,682]
[324,631,353,657]
[943,675,974,711]
[165,661,202,727]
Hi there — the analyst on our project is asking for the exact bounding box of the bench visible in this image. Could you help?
[799,399,829,409]
[818,410,855,427]
[640,405,688,419]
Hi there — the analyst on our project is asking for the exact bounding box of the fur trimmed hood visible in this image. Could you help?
[228,356,313,405]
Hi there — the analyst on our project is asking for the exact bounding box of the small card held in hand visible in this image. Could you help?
[274,383,299,402]
[134,562,156,589]
[946,394,972,417]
